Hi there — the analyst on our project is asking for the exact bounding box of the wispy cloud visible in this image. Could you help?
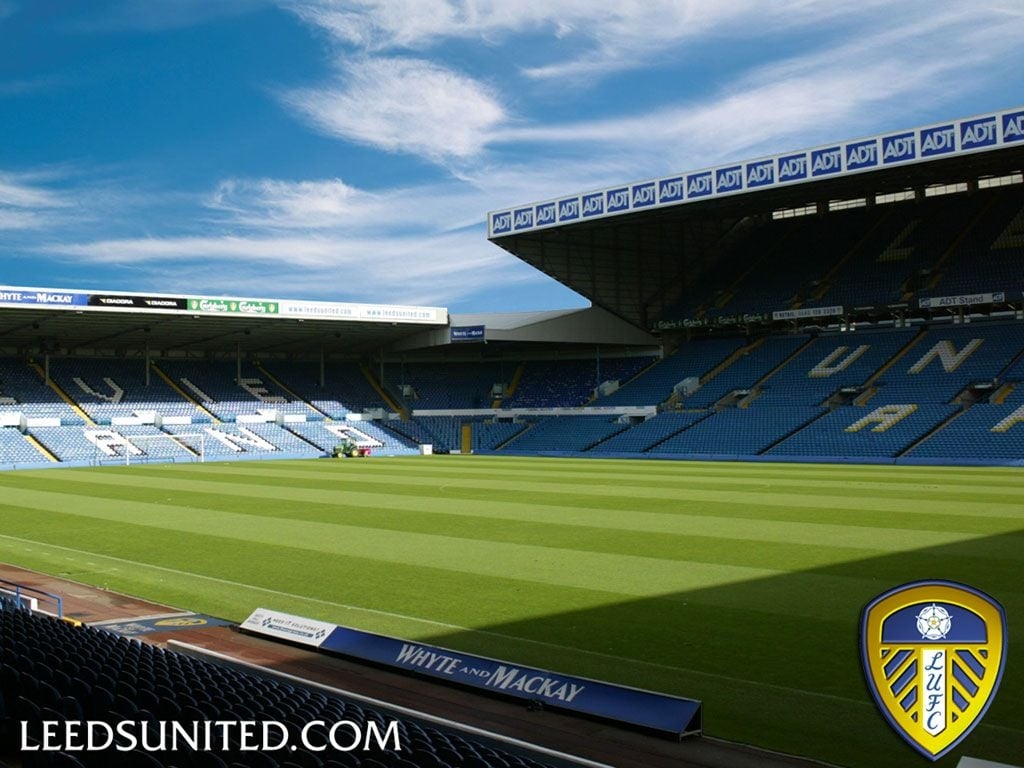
[41,228,546,306]
[281,57,506,162]
[0,171,74,230]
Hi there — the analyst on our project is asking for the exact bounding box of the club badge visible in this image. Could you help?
[860,581,1007,761]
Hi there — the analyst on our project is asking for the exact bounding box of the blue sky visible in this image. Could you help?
[1,1,1022,313]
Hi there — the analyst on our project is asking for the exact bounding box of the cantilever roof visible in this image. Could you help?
[488,107,1024,330]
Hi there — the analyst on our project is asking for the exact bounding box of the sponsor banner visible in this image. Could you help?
[881,131,916,164]
[0,288,88,307]
[686,170,713,198]
[919,124,956,157]
[491,210,513,235]
[557,196,580,222]
[772,305,844,321]
[188,298,279,315]
[96,613,232,637]
[1002,109,1024,143]
[487,106,1024,236]
[745,159,774,188]
[810,146,843,176]
[535,201,557,227]
[240,607,334,648]
[715,165,744,194]
[919,291,1006,309]
[280,299,448,324]
[777,152,808,183]
[846,139,879,170]
[631,181,657,208]
[606,186,631,213]
[88,295,187,310]
[320,624,702,736]
[450,325,485,342]
[961,116,998,151]
[656,312,770,330]
[659,176,685,202]
[581,192,605,218]
[512,207,534,231]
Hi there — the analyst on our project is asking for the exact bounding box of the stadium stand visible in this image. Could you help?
[0,600,559,768]
[43,358,204,424]
[503,358,652,408]
[917,186,1024,299]
[654,407,826,456]
[678,336,809,409]
[905,403,1024,460]
[768,403,960,459]
[260,361,396,417]
[470,420,528,451]
[156,361,315,421]
[749,329,915,407]
[0,427,50,465]
[588,412,711,454]
[594,339,743,407]
[502,416,630,453]
[381,361,512,410]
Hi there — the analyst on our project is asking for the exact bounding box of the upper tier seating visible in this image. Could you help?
[680,336,808,408]
[504,358,652,408]
[382,362,513,410]
[595,339,742,407]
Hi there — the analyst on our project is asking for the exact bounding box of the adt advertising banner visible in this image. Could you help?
[320,625,702,736]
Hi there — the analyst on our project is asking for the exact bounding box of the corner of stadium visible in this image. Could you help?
[2,107,1023,768]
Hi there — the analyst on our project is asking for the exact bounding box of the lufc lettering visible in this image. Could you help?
[395,644,585,703]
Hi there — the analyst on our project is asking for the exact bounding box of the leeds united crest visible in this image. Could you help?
[860,581,1007,761]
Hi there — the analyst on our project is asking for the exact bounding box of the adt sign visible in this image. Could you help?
[557,197,580,222]
[961,116,998,150]
[715,166,743,194]
[491,211,512,235]
[659,177,685,203]
[606,187,630,213]
[513,207,534,231]
[882,132,916,164]
[581,193,604,218]
[687,171,713,198]
[811,147,843,176]
[778,153,808,182]
[846,140,878,170]
[1002,110,1024,143]
[745,160,774,188]
[920,124,956,157]
[631,182,656,207]
[535,202,557,226]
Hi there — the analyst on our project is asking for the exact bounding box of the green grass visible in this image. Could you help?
[1,455,1022,767]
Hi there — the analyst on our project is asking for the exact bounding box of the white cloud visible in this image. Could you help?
[42,228,549,306]
[485,4,1024,171]
[281,57,506,161]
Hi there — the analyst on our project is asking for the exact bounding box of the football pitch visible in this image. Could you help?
[0,455,1021,767]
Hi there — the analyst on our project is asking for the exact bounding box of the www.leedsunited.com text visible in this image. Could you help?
[22,719,402,753]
